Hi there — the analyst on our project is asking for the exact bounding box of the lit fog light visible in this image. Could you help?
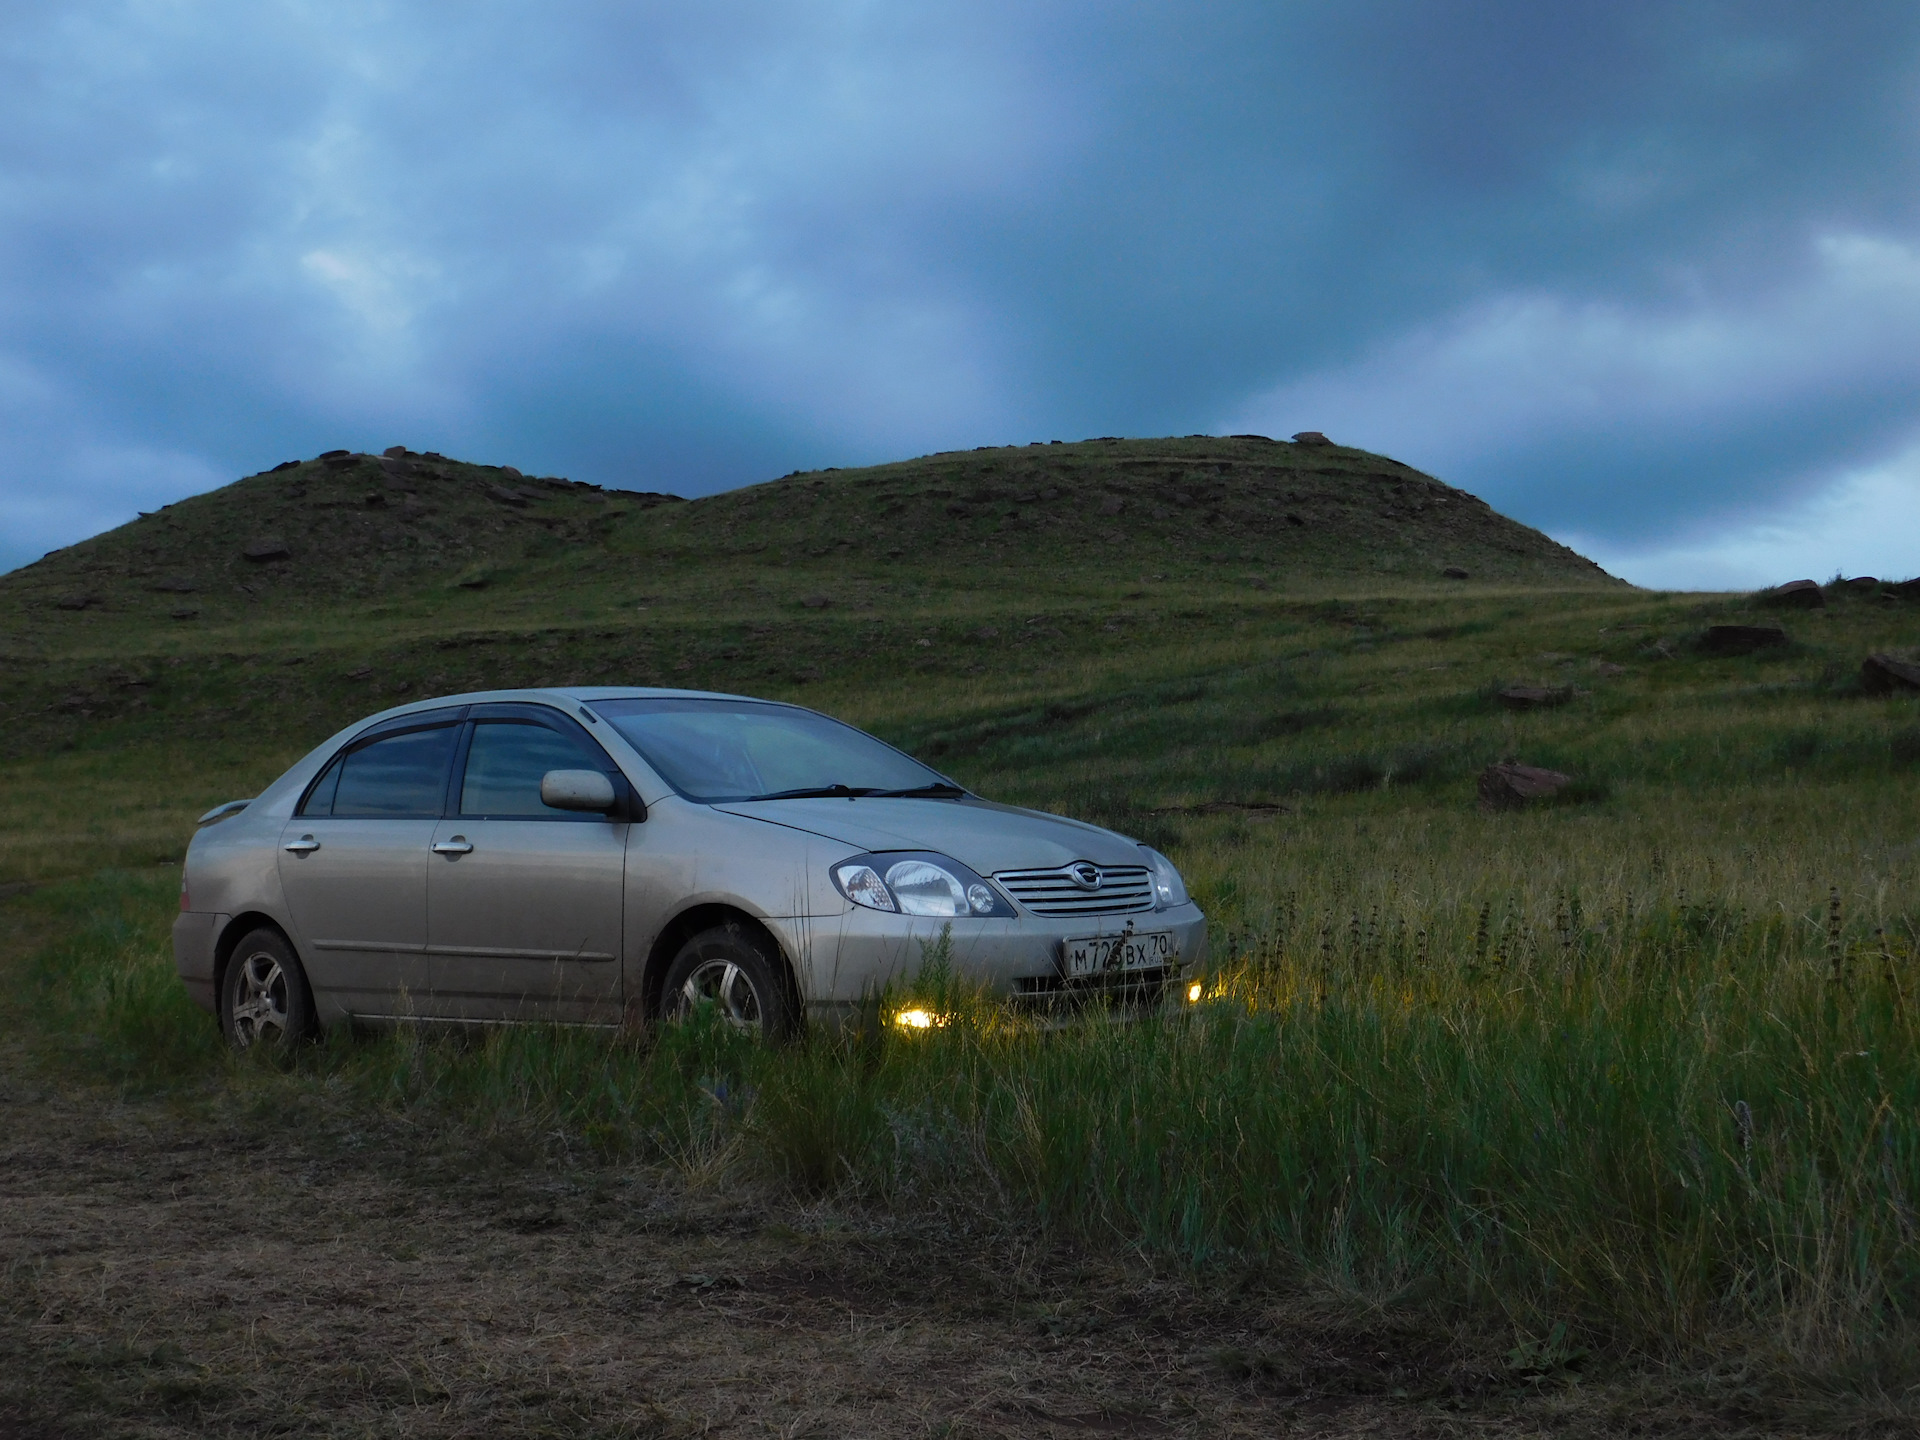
[892,1007,946,1031]
[1187,981,1204,1004]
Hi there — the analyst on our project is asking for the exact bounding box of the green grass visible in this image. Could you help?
[6,445,1920,1399]
[15,859,1920,1391]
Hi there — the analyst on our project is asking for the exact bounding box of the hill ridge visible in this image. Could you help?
[0,435,1620,656]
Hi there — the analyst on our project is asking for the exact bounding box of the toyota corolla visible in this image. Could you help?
[173,688,1206,1046]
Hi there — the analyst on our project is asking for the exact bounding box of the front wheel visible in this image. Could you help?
[220,928,316,1051]
[661,923,795,1040]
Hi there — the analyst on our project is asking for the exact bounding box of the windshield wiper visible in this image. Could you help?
[755,784,877,800]
[749,781,965,801]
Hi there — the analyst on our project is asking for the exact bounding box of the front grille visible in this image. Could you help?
[993,864,1155,917]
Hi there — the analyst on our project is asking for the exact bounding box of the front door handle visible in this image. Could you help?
[283,835,321,854]
[430,838,474,855]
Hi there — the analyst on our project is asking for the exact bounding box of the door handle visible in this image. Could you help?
[430,838,474,855]
[283,835,321,854]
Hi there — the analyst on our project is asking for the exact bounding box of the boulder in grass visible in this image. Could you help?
[1862,653,1920,695]
[1700,623,1787,656]
[1478,762,1571,812]
[1760,579,1825,609]
[242,537,290,562]
[1442,565,1469,580]
[1886,579,1920,601]
[1291,430,1332,446]
[1841,576,1879,593]
[485,483,530,507]
[1497,683,1576,710]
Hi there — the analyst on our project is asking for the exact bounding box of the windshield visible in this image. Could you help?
[595,697,956,803]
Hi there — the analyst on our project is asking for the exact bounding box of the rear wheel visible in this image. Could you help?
[220,928,316,1051]
[661,923,794,1039]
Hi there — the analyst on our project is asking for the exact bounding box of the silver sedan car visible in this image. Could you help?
[173,688,1206,1045]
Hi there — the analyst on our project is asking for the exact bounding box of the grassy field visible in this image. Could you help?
[4,442,1920,1431]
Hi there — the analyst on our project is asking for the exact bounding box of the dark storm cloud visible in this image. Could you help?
[2,1,1918,583]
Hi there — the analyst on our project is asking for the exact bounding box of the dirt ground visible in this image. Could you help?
[3,1078,1867,1440]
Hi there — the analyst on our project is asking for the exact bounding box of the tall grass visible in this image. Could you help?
[10,582,1920,1390]
[14,865,1918,1381]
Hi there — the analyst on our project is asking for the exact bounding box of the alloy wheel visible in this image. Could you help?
[678,958,763,1030]
[229,949,290,1046]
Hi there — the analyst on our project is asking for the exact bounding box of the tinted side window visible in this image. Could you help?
[299,753,344,816]
[331,726,459,818]
[460,721,607,817]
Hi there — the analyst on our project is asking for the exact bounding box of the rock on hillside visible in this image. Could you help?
[0,435,1620,636]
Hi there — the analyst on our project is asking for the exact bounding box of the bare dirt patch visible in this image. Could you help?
[0,1079,1836,1439]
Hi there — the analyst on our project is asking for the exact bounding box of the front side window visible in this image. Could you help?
[460,721,608,817]
[319,725,459,818]
[597,697,949,803]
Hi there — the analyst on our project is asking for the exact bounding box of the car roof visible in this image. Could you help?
[347,686,798,730]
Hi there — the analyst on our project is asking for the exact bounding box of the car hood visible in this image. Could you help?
[712,796,1143,872]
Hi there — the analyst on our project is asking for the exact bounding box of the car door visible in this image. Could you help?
[426,706,629,1024]
[276,709,465,1018]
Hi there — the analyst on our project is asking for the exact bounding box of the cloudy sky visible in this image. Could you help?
[3,1,1918,587]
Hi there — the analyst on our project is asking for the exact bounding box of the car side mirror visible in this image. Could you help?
[541,769,618,813]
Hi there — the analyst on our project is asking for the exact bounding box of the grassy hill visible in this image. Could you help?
[0,433,1623,787]
[6,438,1920,1413]
[0,434,1614,645]
[0,435,1914,889]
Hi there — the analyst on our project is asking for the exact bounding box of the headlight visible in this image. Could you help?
[885,859,968,916]
[832,851,1015,917]
[834,863,896,912]
[1141,846,1188,909]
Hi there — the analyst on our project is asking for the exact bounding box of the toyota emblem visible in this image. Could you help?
[1069,862,1101,890]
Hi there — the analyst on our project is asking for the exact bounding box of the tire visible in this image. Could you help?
[220,927,317,1051]
[661,922,795,1039]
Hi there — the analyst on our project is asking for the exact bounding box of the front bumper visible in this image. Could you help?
[799,901,1207,1020]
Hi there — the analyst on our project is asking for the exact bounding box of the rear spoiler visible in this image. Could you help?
[196,799,253,826]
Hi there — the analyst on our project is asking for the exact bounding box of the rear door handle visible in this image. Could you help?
[430,838,474,855]
[283,836,321,854]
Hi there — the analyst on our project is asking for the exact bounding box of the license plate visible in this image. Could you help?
[1062,930,1176,978]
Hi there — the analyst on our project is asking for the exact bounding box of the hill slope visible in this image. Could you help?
[0,435,1616,650]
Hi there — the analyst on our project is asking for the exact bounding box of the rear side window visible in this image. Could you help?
[303,754,343,815]
[309,725,459,818]
[460,721,609,817]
